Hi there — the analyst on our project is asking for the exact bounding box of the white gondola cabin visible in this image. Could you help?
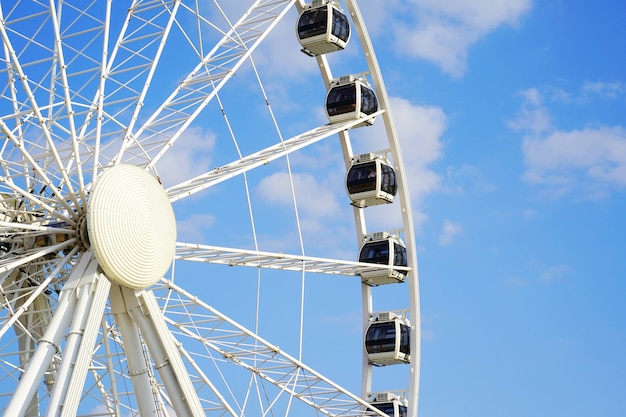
[325,75,378,126]
[365,312,411,366]
[359,232,407,286]
[369,393,408,417]
[346,153,397,208]
[296,0,350,56]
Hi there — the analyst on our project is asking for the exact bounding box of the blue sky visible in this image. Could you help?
[341,1,626,416]
[3,0,621,415]
[5,0,626,415]
[109,0,626,416]
[154,1,626,416]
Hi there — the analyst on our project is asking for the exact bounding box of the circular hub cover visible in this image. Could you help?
[88,164,176,289]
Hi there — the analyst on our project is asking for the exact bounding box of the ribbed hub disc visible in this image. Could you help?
[87,164,176,289]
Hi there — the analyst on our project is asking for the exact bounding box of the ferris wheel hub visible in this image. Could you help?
[87,164,176,289]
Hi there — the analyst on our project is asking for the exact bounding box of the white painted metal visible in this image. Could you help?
[5,254,94,416]
[165,111,383,203]
[175,242,409,276]
[88,164,176,289]
[295,0,421,415]
[154,278,389,417]
[46,257,111,417]
[343,1,422,415]
[113,284,205,417]
[110,284,163,417]
[0,1,421,416]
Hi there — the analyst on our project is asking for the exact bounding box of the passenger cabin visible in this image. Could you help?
[369,393,408,417]
[346,153,397,208]
[296,0,350,56]
[359,232,407,286]
[365,312,411,366]
[325,75,378,126]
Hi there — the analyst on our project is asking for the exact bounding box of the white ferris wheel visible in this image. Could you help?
[0,1,421,416]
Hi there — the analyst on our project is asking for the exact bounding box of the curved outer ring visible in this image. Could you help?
[296,1,422,416]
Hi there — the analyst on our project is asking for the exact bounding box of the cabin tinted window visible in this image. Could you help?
[393,242,407,267]
[346,162,377,194]
[360,86,378,115]
[381,164,397,195]
[327,84,357,116]
[359,241,390,265]
[298,9,328,39]
[399,324,410,355]
[366,322,397,353]
[331,8,350,42]
[373,403,396,416]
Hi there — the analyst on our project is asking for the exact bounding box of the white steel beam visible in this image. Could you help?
[4,254,94,417]
[165,111,382,203]
[132,287,205,417]
[343,1,422,415]
[111,284,205,416]
[46,259,111,417]
[175,241,409,276]
[157,279,389,417]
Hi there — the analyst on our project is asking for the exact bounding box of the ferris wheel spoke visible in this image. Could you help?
[0,178,76,225]
[103,0,183,166]
[47,1,88,204]
[109,283,204,416]
[116,0,297,169]
[0,246,78,342]
[175,242,409,278]
[0,129,78,219]
[0,1,419,416]
[0,240,76,277]
[5,253,96,417]
[0,220,75,235]
[45,262,110,416]
[156,279,387,417]
[166,112,382,202]
[0,28,81,210]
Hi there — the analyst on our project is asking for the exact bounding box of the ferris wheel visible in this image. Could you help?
[0,0,421,416]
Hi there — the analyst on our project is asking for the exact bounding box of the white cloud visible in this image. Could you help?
[581,81,626,99]
[176,212,216,243]
[439,219,463,245]
[356,96,447,228]
[540,264,570,284]
[255,171,342,229]
[254,8,323,80]
[523,126,626,194]
[383,0,532,77]
[552,81,626,104]
[445,164,497,194]
[507,88,551,134]
[511,87,626,197]
[155,127,216,188]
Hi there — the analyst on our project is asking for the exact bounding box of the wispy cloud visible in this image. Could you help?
[255,171,342,222]
[439,219,463,245]
[581,81,626,99]
[523,126,626,192]
[155,127,217,188]
[510,86,626,198]
[356,97,447,229]
[176,213,216,244]
[504,276,530,288]
[507,88,552,134]
[552,80,626,104]
[364,0,532,77]
[541,264,570,284]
